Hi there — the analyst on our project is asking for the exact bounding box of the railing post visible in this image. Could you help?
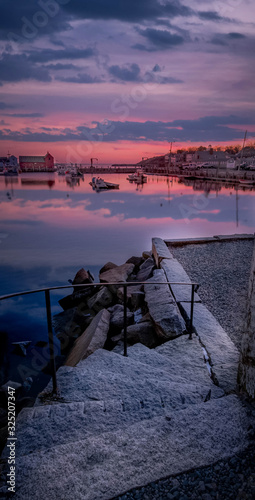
[45,289,57,393]
[189,284,195,340]
[123,284,128,357]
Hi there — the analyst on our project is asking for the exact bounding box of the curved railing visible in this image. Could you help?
[0,281,199,394]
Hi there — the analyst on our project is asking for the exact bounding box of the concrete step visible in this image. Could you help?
[10,395,251,500]
[36,349,224,406]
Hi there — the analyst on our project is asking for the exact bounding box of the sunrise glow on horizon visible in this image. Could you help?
[0,1,255,163]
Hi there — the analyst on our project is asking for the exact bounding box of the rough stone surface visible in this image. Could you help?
[58,288,95,310]
[142,250,152,259]
[144,270,186,339]
[126,341,218,390]
[99,261,117,275]
[152,237,174,267]
[65,309,110,366]
[170,239,254,350]
[238,242,255,398]
[136,257,155,282]
[8,395,251,500]
[100,262,135,284]
[87,286,113,312]
[161,259,201,303]
[144,269,175,306]
[39,349,223,406]
[180,302,239,391]
[72,268,93,286]
[119,322,158,348]
[108,304,134,334]
[126,256,143,269]
[117,284,143,305]
[53,306,92,339]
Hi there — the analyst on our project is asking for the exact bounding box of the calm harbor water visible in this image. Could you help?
[0,171,255,393]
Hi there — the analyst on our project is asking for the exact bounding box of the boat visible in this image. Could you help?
[89,177,119,190]
[239,179,255,185]
[65,166,84,179]
[127,171,147,183]
[3,167,19,176]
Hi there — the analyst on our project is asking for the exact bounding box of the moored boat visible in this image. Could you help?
[127,171,147,183]
[90,177,119,190]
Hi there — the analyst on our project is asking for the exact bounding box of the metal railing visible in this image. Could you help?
[0,280,199,394]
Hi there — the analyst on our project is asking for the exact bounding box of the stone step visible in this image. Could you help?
[6,397,173,458]
[37,349,223,405]
[9,395,251,500]
[180,302,240,392]
[121,340,217,389]
[161,258,201,303]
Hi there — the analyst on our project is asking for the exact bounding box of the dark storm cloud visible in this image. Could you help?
[1,114,254,143]
[136,28,184,50]
[0,52,51,83]
[109,64,141,82]
[107,63,183,84]
[44,63,81,70]
[62,0,194,23]
[197,11,232,22]
[210,32,247,47]
[0,0,194,42]
[0,0,71,41]
[228,32,246,39]
[27,47,96,63]
[55,73,102,83]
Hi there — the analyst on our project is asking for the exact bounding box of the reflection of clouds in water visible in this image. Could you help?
[104,199,125,204]
[0,174,255,271]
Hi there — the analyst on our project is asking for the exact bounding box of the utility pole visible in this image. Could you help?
[238,130,247,170]
[168,141,173,174]
[90,158,98,168]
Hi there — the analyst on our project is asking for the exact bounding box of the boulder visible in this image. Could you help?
[100,262,135,284]
[53,306,93,339]
[99,262,118,275]
[126,256,144,270]
[73,268,94,285]
[87,287,113,312]
[130,291,145,309]
[117,284,143,306]
[65,309,110,366]
[148,302,186,340]
[142,250,152,259]
[120,321,158,348]
[152,237,173,267]
[58,287,95,310]
[136,257,155,282]
[108,304,134,335]
[144,270,186,340]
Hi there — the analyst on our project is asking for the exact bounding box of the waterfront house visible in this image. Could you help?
[19,152,54,171]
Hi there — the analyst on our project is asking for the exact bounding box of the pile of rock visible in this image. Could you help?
[53,251,186,367]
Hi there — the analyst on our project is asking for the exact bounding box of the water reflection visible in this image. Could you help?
[0,171,254,391]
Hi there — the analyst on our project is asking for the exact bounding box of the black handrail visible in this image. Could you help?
[0,281,199,394]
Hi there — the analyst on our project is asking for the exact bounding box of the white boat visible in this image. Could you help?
[239,179,254,185]
[66,168,84,179]
[90,177,119,190]
[127,171,147,183]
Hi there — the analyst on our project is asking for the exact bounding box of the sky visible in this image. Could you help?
[0,0,255,163]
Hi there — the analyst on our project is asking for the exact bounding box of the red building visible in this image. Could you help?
[19,152,54,171]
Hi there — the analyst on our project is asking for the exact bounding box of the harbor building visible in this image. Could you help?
[0,154,18,169]
[19,152,54,171]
